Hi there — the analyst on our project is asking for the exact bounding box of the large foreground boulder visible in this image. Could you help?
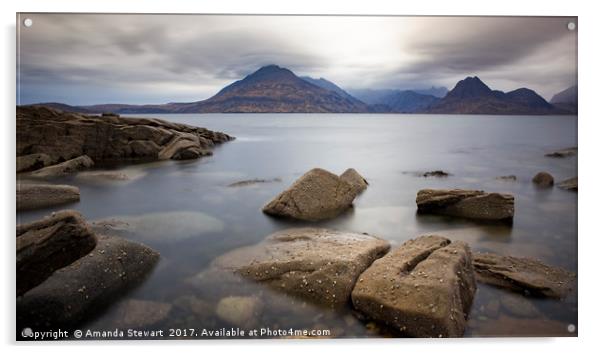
[262,168,361,221]
[16,105,233,163]
[17,183,80,211]
[17,210,97,296]
[416,189,514,221]
[192,228,390,308]
[30,155,94,178]
[472,252,576,298]
[17,234,160,330]
[351,235,476,337]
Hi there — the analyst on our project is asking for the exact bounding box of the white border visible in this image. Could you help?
[3,1,601,353]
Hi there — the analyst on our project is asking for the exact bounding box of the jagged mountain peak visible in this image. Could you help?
[446,76,493,99]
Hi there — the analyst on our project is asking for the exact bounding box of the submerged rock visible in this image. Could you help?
[262,168,360,221]
[228,178,282,187]
[472,252,575,298]
[558,177,578,191]
[17,183,80,211]
[483,299,501,318]
[75,169,147,185]
[17,210,97,296]
[173,295,214,319]
[216,296,263,328]
[16,105,233,163]
[193,228,390,308]
[30,155,94,178]
[92,211,224,244]
[351,235,476,338]
[469,314,572,337]
[545,147,577,158]
[416,189,514,221]
[16,153,54,173]
[111,299,172,328]
[532,172,554,188]
[496,175,517,182]
[340,168,369,194]
[17,234,160,330]
[499,293,540,318]
[422,170,450,178]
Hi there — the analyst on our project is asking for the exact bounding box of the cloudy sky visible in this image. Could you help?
[17,14,577,105]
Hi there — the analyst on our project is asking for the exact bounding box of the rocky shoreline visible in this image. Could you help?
[16,106,234,332]
[16,105,234,211]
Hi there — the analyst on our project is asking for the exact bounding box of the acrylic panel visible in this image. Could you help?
[16,14,578,340]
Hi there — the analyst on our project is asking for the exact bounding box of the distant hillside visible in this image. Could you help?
[426,76,563,115]
[373,90,440,113]
[550,85,577,114]
[29,102,96,114]
[300,76,363,104]
[351,89,440,113]
[413,86,448,98]
[350,89,397,105]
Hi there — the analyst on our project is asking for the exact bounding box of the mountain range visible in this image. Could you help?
[426,76,561,115]
[28,65,576,115]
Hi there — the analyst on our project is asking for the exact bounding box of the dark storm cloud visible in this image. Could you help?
[18,14,330,104]
[372,17,577,95]
[17,14,577,104]
[408,18,570,70]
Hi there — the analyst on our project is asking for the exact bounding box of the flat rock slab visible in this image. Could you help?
[473,252,575,298]
[17,210,97,296]
[416,189,514,221]
[558,177,578,191]
[17,183,80,211]
[262,168,360,221]
[30,155,94,178]
[194,228,390,308]
[17,234,160,330]
[351,235,476,337]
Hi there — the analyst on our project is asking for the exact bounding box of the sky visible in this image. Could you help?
[17,14,578,105]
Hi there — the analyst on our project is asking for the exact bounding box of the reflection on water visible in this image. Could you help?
[16,114,577,337]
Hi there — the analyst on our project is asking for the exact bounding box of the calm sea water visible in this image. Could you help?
[17,114,578,338]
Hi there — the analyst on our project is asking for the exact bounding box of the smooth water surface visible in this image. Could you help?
[17,114,578,338]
